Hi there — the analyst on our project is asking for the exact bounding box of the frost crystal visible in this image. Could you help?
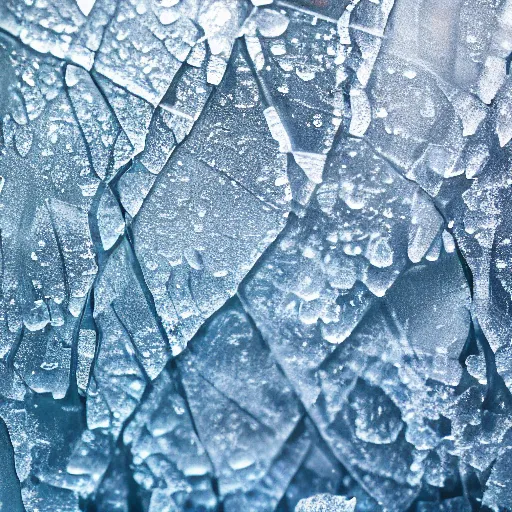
[0,0,512,511]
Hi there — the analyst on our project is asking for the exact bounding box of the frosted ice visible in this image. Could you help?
[296,494,356,512]
[0,0,512,511]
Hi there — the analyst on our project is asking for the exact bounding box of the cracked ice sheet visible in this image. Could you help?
[337,1,512,509]
[244,4,345,185]
[122,297,306,511]
[177,299,303,498]
[239,132,472,510]
[131,44,291,354]
[117,49,213,219]
[0,34,99,398]
[1,0,512,511]
[93,0,249,105]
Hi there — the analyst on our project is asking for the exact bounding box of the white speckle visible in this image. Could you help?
[75,0,96,16]
[159,10,177,25]
[375,107,388,118]
[130,381,143,391]
[296,69,316,82]
[275,175,288,186]
[303,247,316,258]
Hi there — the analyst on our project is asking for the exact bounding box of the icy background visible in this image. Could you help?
[0,0,511,510]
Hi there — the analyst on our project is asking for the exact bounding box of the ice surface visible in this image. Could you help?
[1,0,512,511]
[295,494,356,512]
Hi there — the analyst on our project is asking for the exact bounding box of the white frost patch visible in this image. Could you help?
[75,0,96,16]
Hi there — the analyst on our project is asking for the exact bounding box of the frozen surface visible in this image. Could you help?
[0,0,512,511]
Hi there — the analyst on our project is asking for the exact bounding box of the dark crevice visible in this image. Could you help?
[63,291,90,404]
[506,52,512,75]
[4,324,24,369]
[0,415,26,511]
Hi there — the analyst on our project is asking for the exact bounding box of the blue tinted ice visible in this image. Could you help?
[0,1,512,511]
